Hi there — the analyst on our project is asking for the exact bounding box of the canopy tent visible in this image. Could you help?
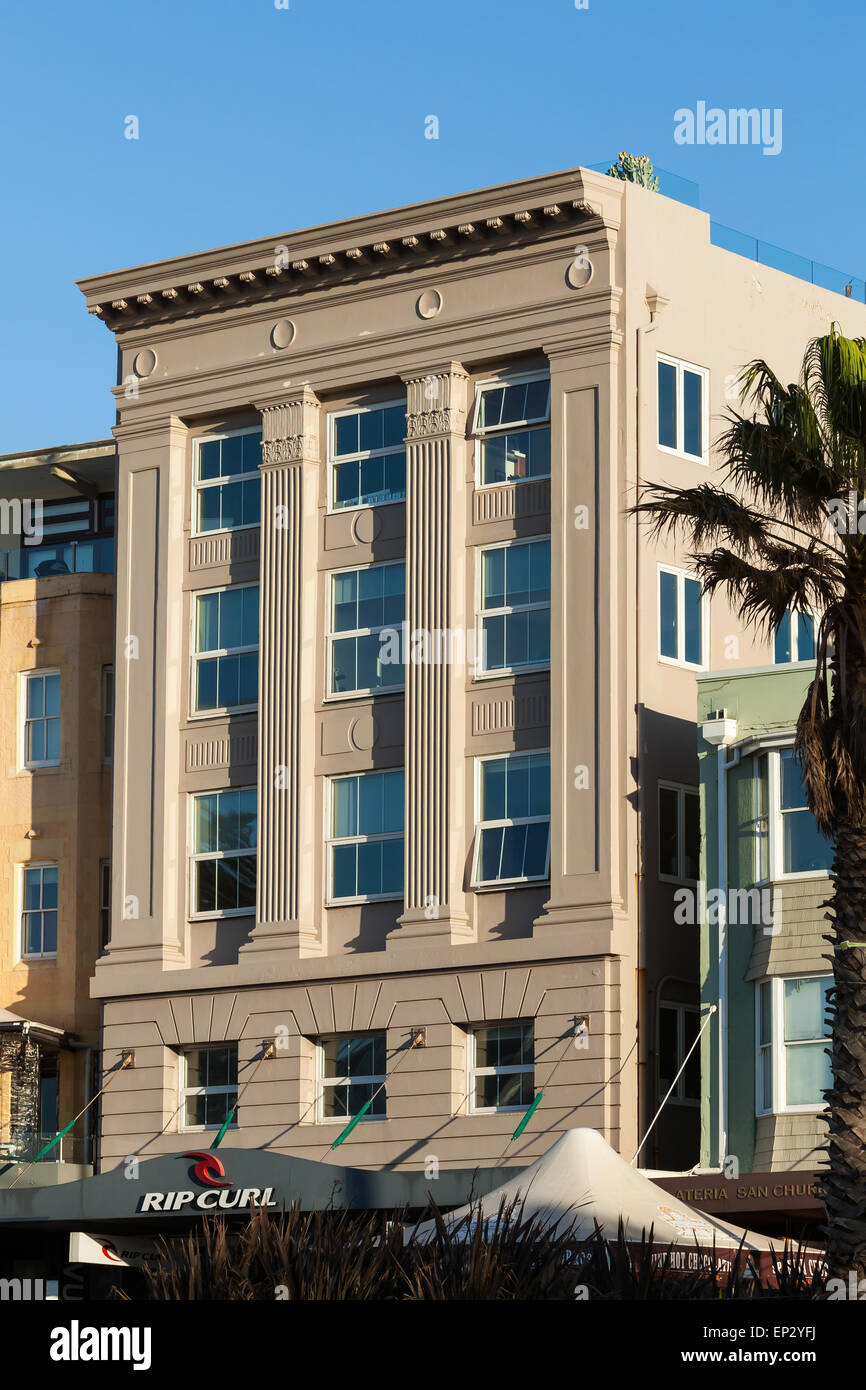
[409,1128,822,1277]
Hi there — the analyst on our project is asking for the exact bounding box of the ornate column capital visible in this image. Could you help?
[400,361,469,439]
[256,386,321,465]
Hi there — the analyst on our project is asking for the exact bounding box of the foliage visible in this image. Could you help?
[130,1201,826,1301]
[606,152,659,190]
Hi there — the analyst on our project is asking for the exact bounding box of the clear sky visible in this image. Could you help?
[1,0,862,453]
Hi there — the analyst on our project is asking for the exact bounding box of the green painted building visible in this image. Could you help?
[695,660,831,1227]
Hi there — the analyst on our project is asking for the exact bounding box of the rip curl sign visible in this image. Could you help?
[135,1151,278,1212]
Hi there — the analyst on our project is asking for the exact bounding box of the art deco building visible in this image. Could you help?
[77,166,866,1176]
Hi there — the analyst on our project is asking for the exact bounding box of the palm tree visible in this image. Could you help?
[635,327,866,1277]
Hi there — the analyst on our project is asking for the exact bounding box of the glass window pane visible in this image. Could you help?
[786,1041,830,1106]
[382,771,404,833]
[523,820,549,878]
[335,414,359,457]
[196,593,220,653]
[359,409,384,453]
[784,977,828,1041]
[24,870,42,910]
[333,572,358,632]
[684,578,702,665]
[197,488,221,533]
[527,607,550,664]
[28,721,45,764]
[658,786,679,877]
[380,836,403,895]
[27,677,44,719]
[504,544,530,608]
[482,759,507,821]
[198,440,221,481]
[505,756,530,819]
[220,482,243,531]
[45,719,60,762]
[529,428,551,478]
[331,637,357,694]
[504,610,529,668]
[334,459,360,509]
[237,855,256,910]
[529,540,551,603]
[241,432,262,474]
[500,824,528,879]
[383,406,405,447]
[759,981,772,1047]
[780,749,806,811]
[44,674,60,716]
[332,844,357,899]
[481,615,504,671]
[216,859,240,911]
[783,809,832,874]
[218,589,243,650]
[478,826,504,883]
[356,839,383,896]
[482,549,505,609]
[42,867,58,908]
[683,370,703,457]
[384,452,406,501]
[797,612,816,661]
[220,435,243,477]
[658,361,677,449]
[333,778,358,839]
[524,378,550,421]
[659,570,678,659]
[358,774,385,836]
[658,1007,678,1088]
[478,387,504,430]
[195,858,216,913]
[216,654,241,709]
[528,754,550,816]
[196,659,218,712]
[482,436,508,486]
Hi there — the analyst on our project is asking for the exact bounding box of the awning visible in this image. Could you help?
[408,1128,823,1275]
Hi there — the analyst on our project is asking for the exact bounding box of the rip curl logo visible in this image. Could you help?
[100,1240,122,1263]
[182,1150,232,1188]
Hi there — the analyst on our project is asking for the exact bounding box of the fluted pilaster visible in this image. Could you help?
[240,386,322,959]
[389,363,472,946]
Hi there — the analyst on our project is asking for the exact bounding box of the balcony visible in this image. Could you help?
[0,536,115,581]
[0,1130,94,1186]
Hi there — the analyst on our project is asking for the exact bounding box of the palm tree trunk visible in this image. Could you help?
[824,820,866,1277]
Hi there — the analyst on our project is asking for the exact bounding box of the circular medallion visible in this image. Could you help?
[270,319,296,349]
[416,288,443,320]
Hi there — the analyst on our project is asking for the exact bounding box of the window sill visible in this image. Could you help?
[326,894,403,907]
[189,910,255,922]
[190,523,260,540]
[326,498,406,516]
[323,688,404,703]
[472,664,550,682]
[187,705,258,721]
[657,655,706,672]
[657,443,708,466]
[471,879,549,893]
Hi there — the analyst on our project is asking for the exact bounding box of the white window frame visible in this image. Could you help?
[325,559,406,701]
[773,607,819,665]
[755,975,831,1116]
[101,665,114,765]
[317,1032,387,1124]
[472,750,551,888]
[468,1021,535,1115]
[325,769,404,905]
[475,535,551,680]
[179,1044,239,1133]
[190,582,259,719]
[657,1001,700,1107]
[189,786,257,920]
[21,669,61,770]
[20,862,58,961]
[657,781,700,884]
[657,563,708,670]
[750,745,831,883]
[191,427,262,538]
[471,370,551,491]
[656,353,709,464]
[327,400,407,514]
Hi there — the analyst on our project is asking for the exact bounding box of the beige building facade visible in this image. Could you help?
[0,442,115,1182]
[78,167,866,1177]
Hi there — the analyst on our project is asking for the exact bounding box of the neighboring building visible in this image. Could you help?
[0,441,115,1184]
[76,165,866,1179]
[695,663,830,1233]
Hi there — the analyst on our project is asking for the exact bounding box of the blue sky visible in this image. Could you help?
[1,0,862,452]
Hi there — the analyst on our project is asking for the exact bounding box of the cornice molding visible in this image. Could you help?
[80,172,620,334]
